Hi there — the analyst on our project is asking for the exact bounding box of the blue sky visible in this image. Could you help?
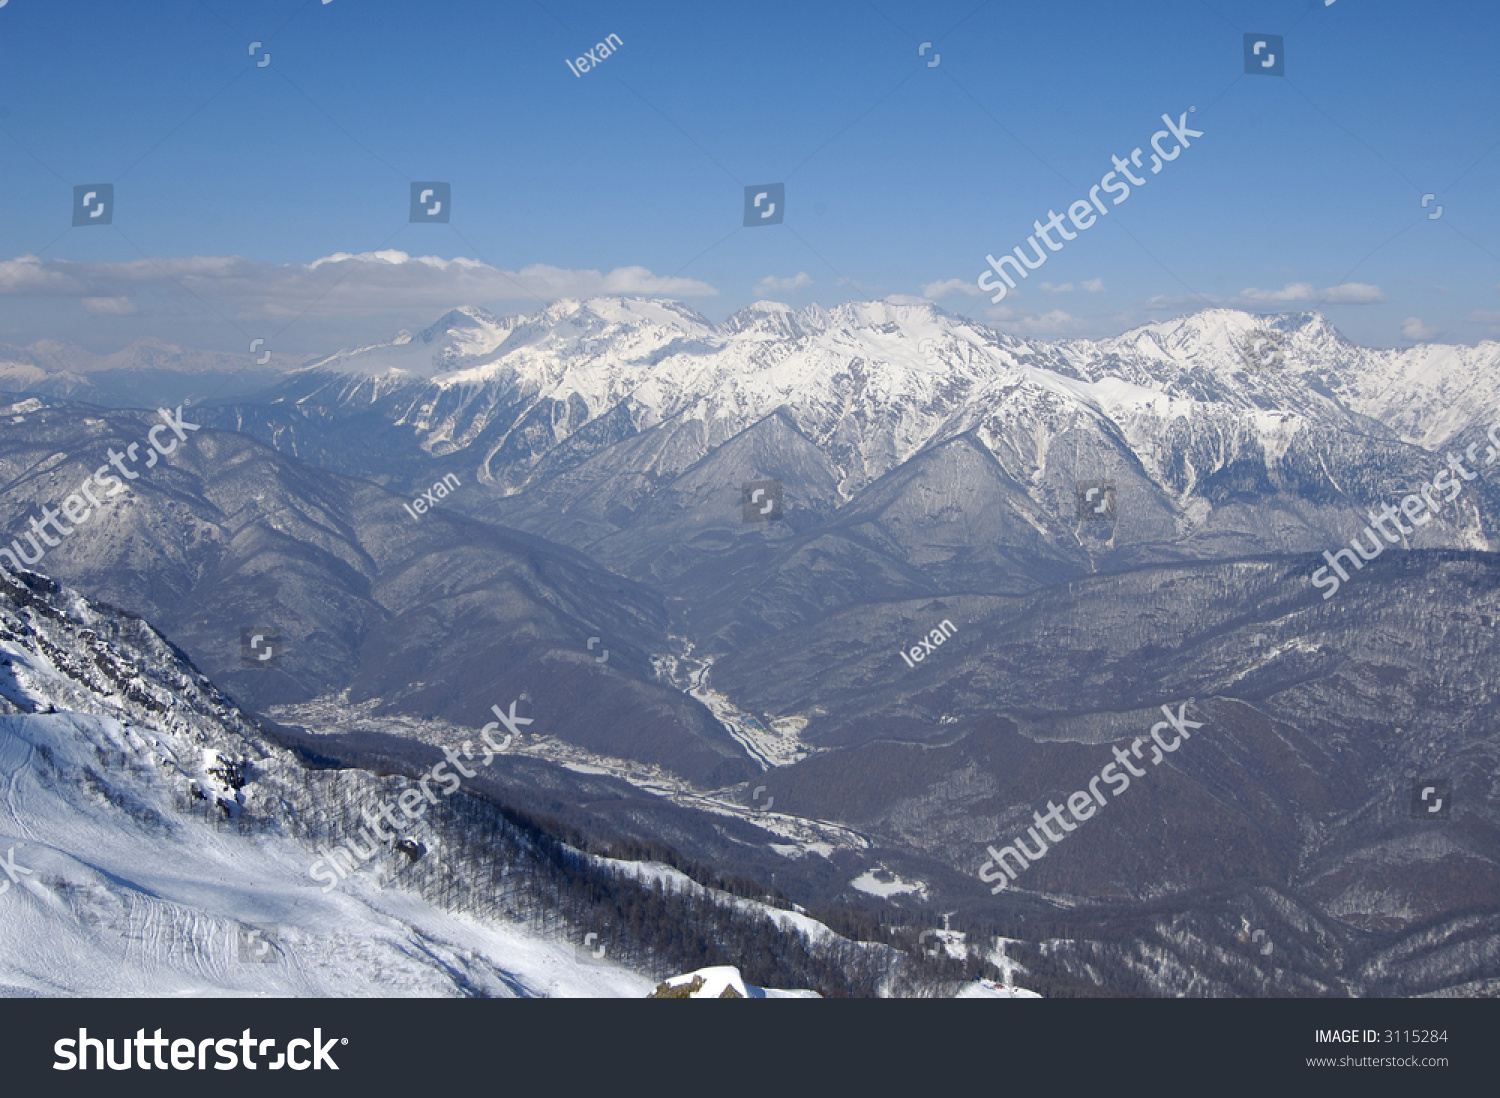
[0,0,1497,355]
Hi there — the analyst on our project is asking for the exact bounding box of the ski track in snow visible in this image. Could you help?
[0,709,655,998]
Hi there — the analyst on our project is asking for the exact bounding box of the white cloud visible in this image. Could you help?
[1469,310,1500,337]
[1320,283,1386,304]
[1402,317,1440,341]
[513,263,716,298]
[921,278,984,300]
[1145,293,1222,309]
[0,251,719,319]
[1081,278,1104,292]
[82,296,137,315]
[1236,282,1316,304]
[754,272,813,297]
[1040,282,1074,293]
[983,306,1087,337]
[1234,281,1384,306]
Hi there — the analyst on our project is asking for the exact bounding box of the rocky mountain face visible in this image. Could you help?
[4,298,1499,995]
[0,405,747,786]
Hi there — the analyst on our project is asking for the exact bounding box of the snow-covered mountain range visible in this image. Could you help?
[281,297,1500,472]
[214,299,1500,573]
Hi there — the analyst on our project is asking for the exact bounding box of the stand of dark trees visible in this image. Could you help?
[200,760,989,997]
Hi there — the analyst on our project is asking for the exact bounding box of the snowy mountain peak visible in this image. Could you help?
[722,302,821,341]
[418,305,502,343]
[529,296,715,336]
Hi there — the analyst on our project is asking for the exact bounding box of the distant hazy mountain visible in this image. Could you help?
[0,336,286,407]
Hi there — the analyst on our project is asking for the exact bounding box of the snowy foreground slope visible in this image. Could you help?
[0,568,644,997]
[0,568,1022,998]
